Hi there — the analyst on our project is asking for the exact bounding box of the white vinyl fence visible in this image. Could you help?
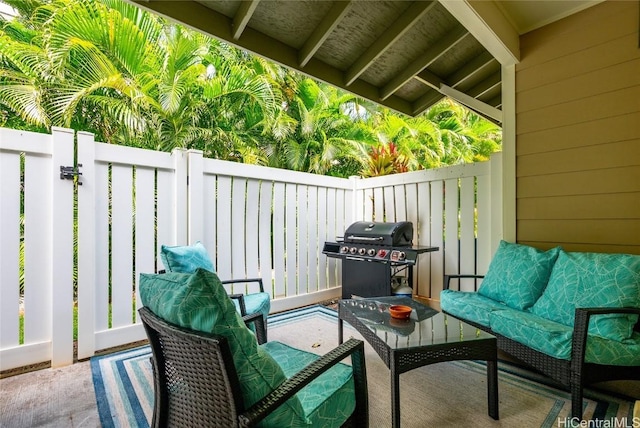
[0,127,502,370]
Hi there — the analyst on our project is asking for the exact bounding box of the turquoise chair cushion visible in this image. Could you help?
[531,250,640,342]
[585,332,640,366]
[160,241,215,273]
[233,292,271,320]
[262,341,355,428]
[477,241,560,310]
[139,269,308,427]
[440,289,510,327]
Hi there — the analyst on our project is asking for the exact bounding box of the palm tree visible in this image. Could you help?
[0,0,280,158]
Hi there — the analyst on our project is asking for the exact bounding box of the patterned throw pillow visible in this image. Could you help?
[139,269,306,426]
[160,241,215,273]
[531,250,640,342]
[477,240,560,310]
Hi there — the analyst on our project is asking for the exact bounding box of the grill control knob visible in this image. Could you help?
[367,248,376,256]
[377,249,387,258]
[358,248,366,255]
[350,247,358,254]
[398,251,406,261]
[340,246,349,254]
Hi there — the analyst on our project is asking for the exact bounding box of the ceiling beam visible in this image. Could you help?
[380,26,468,101]
[413,69,442,91]
[344,1,437,86]
[439,0,519,65]
[439,83,502,122]
[232,0,260,40]
[299,1,351,67]
[412,90,445,116]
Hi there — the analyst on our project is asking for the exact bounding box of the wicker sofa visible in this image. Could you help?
[441,241,640,419]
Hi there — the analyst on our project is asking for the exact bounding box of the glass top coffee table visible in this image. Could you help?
[338,296,499,428]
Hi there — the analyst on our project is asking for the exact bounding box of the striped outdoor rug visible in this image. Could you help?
[91,305,637,428]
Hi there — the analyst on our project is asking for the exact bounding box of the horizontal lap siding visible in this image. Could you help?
[515,0,640,254]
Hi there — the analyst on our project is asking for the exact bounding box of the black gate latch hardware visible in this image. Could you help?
[60,164,83,185]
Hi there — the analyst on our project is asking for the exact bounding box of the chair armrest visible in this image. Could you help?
[241,312,267,345]
[229,293,248,315]
[571,307,640,366]
[238,338,368,427]
[222,278,265,293]
[443,274,485,290]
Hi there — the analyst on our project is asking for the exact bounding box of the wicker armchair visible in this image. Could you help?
[139,306,369,428]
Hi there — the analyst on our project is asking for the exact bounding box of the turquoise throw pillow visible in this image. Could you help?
[477,240,560,310]
[160,241,215,273]
[531,250,640,342]
[139,269,306,426]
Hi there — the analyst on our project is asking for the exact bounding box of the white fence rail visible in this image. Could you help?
[0,127,501,370]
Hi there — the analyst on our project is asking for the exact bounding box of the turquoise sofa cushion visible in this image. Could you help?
[477,241,560,310]
[139,269,308,427]
[440,290,510,327]
[585,332,640,366]
[531,250,640,342]
[490,309,640,365]
[262,341,355,428]
[489,309,573,360]
[160,241,215,273]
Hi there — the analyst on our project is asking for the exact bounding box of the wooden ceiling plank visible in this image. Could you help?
[344,0,437,86]
[232,0,260,41]
[299,1,351,67]
[444,51,496,88]
[380,26,468,101]
[466,71,501,98]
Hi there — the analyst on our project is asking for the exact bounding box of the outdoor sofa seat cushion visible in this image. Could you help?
[489,309,640,365]
[140,268,357,427]
[439,289,509,328]
[233,291,271,324]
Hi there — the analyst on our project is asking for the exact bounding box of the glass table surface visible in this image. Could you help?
[339,296,494,350]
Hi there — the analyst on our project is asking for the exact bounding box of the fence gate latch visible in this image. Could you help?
[60,164,83,185]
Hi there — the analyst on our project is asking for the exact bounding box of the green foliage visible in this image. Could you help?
[0,0,501,177]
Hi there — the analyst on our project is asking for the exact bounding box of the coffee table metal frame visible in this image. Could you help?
[338,297,499,428]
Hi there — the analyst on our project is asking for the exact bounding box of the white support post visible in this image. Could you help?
[76,131,96,359]
[490,152,504,254]
[501,64,517,244]
[50,127,75,368]
[172,148,189,245]
[187,150,204,244]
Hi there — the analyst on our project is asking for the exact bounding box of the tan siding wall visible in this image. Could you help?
[515,0,640,254]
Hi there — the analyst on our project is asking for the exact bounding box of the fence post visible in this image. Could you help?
[171,148,188,245]
[50,127,75,368]
[187,150,204,243]
[349,175,361,223]
[76,131,96,360]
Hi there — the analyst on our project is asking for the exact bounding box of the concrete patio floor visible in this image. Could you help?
[0,359,99,428]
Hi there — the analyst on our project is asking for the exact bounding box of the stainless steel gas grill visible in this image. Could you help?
[323,221,438,299]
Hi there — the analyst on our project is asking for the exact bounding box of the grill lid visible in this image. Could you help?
[343,221,413,246]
